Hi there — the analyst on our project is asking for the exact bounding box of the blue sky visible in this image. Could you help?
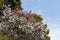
[21,0,60,40]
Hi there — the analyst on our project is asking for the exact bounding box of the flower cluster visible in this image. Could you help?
[0,7,49,40]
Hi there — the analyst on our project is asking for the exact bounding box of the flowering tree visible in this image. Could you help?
[0,0,50,40]
[0,7,50,40]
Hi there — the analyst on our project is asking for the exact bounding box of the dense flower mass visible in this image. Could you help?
[0,6,50,40]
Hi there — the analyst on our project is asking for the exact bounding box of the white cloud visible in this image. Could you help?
[46,18,60,40]
[49,29,60,40]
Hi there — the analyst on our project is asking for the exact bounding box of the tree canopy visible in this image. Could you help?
[0,0,50,40]
[0,0,22,10]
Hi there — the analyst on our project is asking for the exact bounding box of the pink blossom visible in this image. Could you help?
[18,10,23,15]
[13,10,18,13]
[34,25,41,30]
[13,8,19,13]
[15,8,19,11]
[13,8,23,15]
[22,20,27,24]
[22,11,28,15]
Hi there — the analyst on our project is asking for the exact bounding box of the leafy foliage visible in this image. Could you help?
[0,0,4,11]
[0,34,9,40]
[32,13,43,22]
[0,0,22,10]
